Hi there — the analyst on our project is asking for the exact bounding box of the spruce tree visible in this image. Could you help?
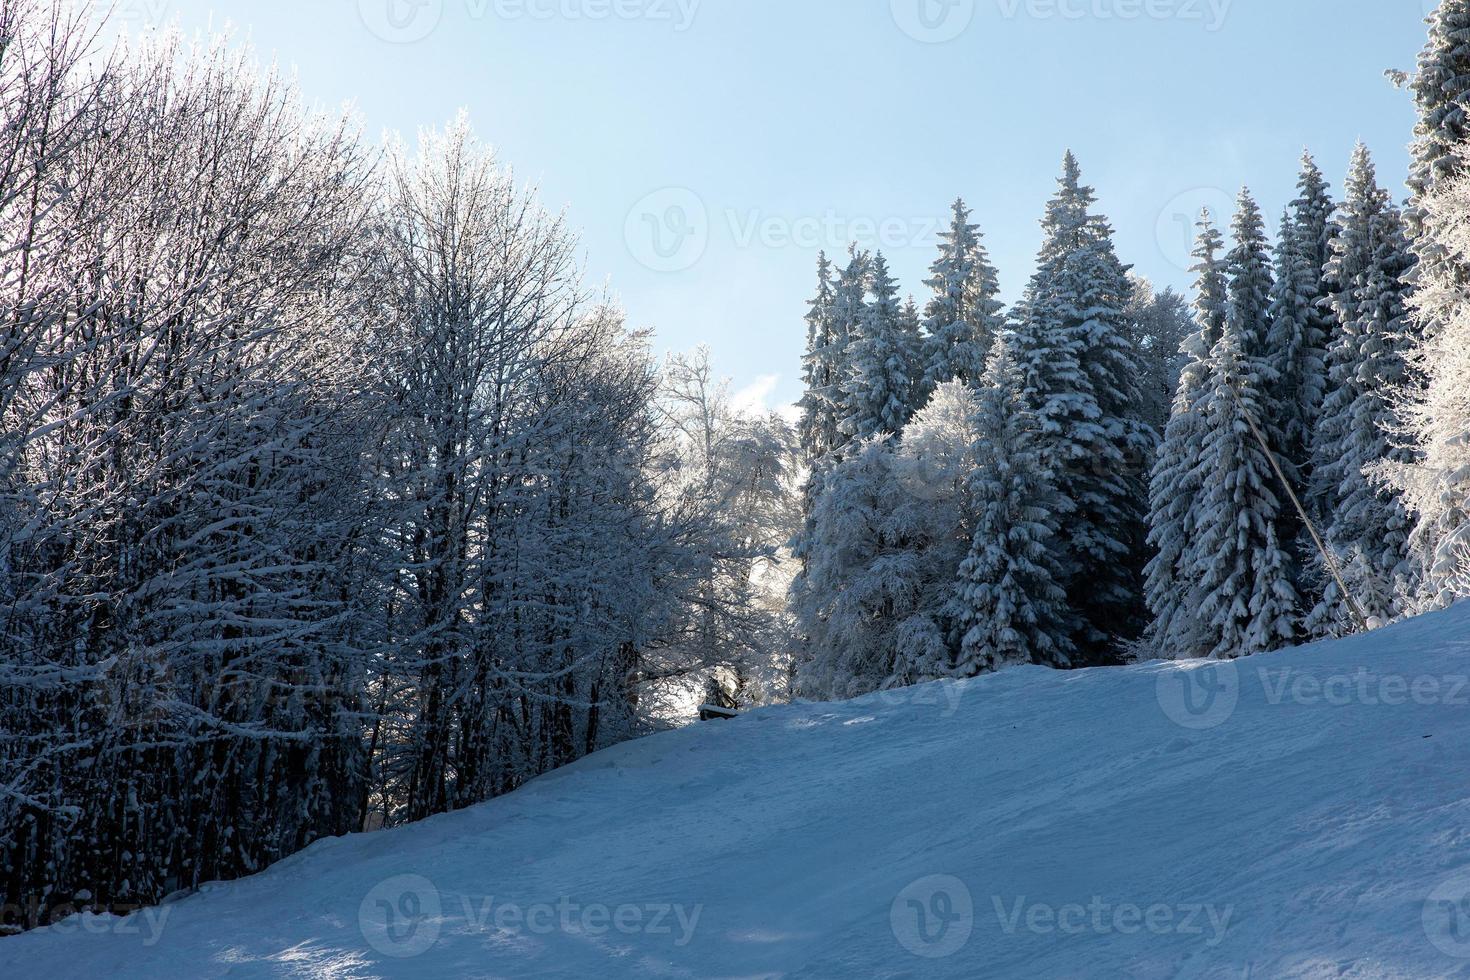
[921,198,1005,394]
[947,339,1074,674]
[1408,0,1470,311]
[1266,153,1338,506]
[798,251,839,467]
[1145,211,1229,657]
[1188,190,1299,658]
[1127,278,1195,435]
[1310,145,1420,632]
[899,295,927,416]
[1400,117,1470,609]
[825,246,870,456]
[1397,1,1470,608]
[1010,152,1153,662]
[842,252,915,440]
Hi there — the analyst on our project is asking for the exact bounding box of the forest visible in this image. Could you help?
[5,0,1470,942]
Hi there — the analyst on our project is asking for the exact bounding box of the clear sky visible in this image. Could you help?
[115,0,1437,412]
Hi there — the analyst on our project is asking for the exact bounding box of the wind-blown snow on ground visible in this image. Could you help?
[9,606,1470,978]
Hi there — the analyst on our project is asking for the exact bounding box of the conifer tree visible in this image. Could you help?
[1009,152,1153,662]
[1407,0,1470,312]
[921,198,1005,394]
[798,251,839,467]
[947,339,1074,674]
[842,252,916,440]
[1310,145,1420,631]
[1399,141,1470,607]
[1145,211,1229,657]
[1188,190,1299,658]
[1267,153,1338,506]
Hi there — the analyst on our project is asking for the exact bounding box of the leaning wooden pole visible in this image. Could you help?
[1225,381,1372,633]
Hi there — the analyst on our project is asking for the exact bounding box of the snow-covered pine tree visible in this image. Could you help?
[826,246,871,454]
[1126,276,1194,434]
[792,381,984,697]
[899,295,926,416]
[842,251,917,440]
[1188,190,1299,659]
[1266,153,1338,514]
[1009,152,1153,663]
[798,251,839,467]
[790,435,905,699]
[946,338,1074,674]
[921,198,1005,395]
[1399,142,1470,606]
[1407,0,1470,327]
[1309,144,1420,632]
[1145,211,1229,658]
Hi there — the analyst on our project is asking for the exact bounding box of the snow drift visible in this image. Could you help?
[7,606,1470,978]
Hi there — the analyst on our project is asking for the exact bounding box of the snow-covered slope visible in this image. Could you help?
[9,607,1470,979]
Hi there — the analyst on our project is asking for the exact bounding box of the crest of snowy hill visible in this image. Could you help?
[8,607,1470,979]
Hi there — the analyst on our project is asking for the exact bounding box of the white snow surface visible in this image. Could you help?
[9,606,1470,978]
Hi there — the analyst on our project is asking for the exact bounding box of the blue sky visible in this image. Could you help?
[122,0,1436,411]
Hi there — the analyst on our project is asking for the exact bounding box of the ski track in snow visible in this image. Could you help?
[8,607,1470,978]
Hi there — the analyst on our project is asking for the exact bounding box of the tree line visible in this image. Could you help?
[790,2,1470,698]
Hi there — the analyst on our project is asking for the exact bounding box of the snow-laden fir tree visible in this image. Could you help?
[1266,153,1338,507]
[921,198,1005,395]
[798,251,840,467]
[899,294,927,415]
[1009,152,1154,662]
[1145,211,1229,657]
[946,338,1075,674]
[1126,276,1195,434]
[1187,190,1300,658]
[1407,0,1470,327]
[842,251,918,440]
[1309,145,1420,632]
[791,381,984,697]
[1397,142,1470,606]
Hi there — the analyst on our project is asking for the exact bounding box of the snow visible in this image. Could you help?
[9,606,1470,978]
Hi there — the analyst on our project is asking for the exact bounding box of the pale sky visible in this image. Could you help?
[110,0,1434,414]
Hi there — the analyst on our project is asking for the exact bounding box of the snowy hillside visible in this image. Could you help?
[8,607,1470,979]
